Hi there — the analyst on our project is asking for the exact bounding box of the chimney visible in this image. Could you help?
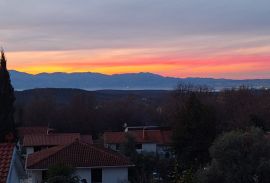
[143,127,145,140]
[124,123,128,132]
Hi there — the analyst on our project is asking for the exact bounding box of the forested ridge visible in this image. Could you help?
[14,87,270,137]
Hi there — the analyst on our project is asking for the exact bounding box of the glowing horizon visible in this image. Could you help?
[7,49,270,79]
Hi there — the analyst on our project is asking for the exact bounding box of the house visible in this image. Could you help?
[16,126,55,153]
[17,127,55,139]
[0,143,26,183]
[104,126,172,156]
[22,133,93,155]
[26,140,133,183]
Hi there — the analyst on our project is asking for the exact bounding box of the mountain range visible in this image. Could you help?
[9,70,270,91]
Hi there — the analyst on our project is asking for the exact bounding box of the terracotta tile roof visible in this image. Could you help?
[23,133,81,147]
[26,141,133,169]
[0,144,15,183]
[104,130,172,145]
[80,135,93,144]
[17,127,54,138]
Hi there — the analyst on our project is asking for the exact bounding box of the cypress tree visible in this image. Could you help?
[0,49,15,142]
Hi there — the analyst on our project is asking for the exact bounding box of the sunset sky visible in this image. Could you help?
[1,0,270,79]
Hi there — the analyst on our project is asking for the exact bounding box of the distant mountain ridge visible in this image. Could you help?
[9,70,270,90]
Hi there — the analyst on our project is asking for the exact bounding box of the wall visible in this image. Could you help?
[28,167,128,183]
[77,167,128,183]
[29,170,42,183]
[102,167,128,183]
[9,167,20,183]
[6,149,20,183]
[142,143,157,153]
[26,147,34,155]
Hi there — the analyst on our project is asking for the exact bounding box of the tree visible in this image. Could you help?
[23,95,56,127]
[120,134,138,158]
[196,127,270,183]
[120,134,174,183]
[0,49,15,142]
[47,164,80,183]
[135,154,158,183]
[172,93,216,170]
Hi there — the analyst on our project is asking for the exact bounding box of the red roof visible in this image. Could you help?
[26,141,133,169]
[17,127,54,138]
[23,133,81,147]
[0,144,15,183]
[104,130,172,145]
[80,135,93,144]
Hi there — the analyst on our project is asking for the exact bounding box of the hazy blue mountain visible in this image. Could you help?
[9,70,270,90]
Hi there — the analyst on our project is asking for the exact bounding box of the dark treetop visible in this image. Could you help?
[0,50,15,142]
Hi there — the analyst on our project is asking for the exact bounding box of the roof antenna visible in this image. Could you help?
[47,122,50,135]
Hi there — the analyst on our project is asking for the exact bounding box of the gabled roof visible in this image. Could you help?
[23,133,81,147]
[104,130,172,145]
[17,127,54,139]
[23,132,93,147]
[0,143,15,183]
[26,141,133,169]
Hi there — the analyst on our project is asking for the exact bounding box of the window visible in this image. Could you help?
[33,146,42,152]
[136,144,142,149]
[42,170,48,181]
[115,144,120,150]
[91,168,102,183]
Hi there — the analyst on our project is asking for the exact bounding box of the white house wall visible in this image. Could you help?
[102,167,128,183]
[142,143,156,153]
[29,170,42,183]
[6,149,20,183]
[26,147,34,155]
[28,167,128,183]
[8,167,20,183]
